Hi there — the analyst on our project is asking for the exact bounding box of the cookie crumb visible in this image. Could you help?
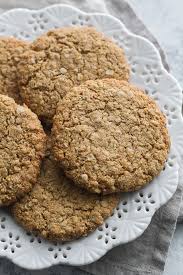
[81,174,88,182]
[60,68,67,74]
[105,69,114,76]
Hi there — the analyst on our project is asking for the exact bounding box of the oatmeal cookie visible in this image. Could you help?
[0,37,28,104]
[17,27,129,123]
[0,95,46,205]
[52,79,170,194]
[12,156,119,241]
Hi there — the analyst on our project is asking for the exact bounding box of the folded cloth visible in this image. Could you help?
[0,1,181,275]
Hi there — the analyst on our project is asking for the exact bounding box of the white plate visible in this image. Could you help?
[0,4,182,270]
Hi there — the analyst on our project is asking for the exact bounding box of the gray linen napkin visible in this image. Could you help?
[0,1,181,275]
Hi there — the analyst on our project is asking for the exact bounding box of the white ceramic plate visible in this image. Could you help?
[0,4,182,270]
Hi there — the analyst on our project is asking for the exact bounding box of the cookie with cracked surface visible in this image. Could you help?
[12,156,119,241]
[17,26,129,124]
[0,95,46,205]
[0,37,28,104]
[52,79,170,194]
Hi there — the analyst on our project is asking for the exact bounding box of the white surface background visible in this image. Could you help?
[128,1,183,274]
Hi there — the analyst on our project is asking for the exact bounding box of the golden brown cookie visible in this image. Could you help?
[0,37,28,104]
[17,27,129,124]
[12,156,119,241]
[52,79,170,194]
[0,95,46,205]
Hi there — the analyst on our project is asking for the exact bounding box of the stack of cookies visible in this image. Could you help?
[0,27,170,241]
